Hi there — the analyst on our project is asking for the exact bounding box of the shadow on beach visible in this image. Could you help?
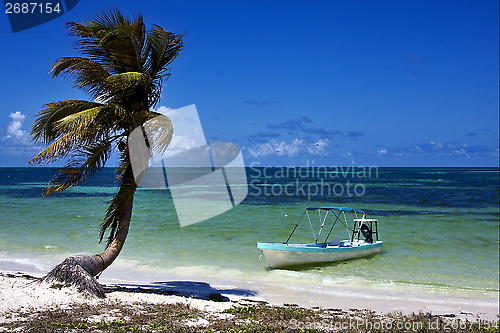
[103,280,258,302]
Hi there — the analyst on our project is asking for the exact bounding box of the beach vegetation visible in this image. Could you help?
[1,300,498,332]
[223,306,257,315]
[29,9,183,296]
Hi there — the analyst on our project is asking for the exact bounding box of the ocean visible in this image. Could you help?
[0,167,498,304]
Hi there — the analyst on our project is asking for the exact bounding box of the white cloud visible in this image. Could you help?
[152,105,207,154]
[308,139,329,155]
[6,111,27,140]
[1,112,42,161]
[278,139,302,156]
[376,141,498,160]
[247,138,330,158]
[155,105,175,116]
[247,139,303,157]
[9,111,26,122]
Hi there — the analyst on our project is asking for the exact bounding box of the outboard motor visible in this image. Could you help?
[360,224,373,243]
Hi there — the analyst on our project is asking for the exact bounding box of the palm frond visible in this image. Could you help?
[92,104,132,130]
[32,100,103,143]
[44,139,113,196]
[147,26,184,80]
[105,72,151,103]
[149,79,162,107]
[29,133,75,165]
[106,71,150,87]
[51,57,110,99]
[143,114,173,156]
[54,105,102,134]
[66,9,147,74]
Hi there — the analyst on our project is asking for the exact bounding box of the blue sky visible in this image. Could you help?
[0,0,498,167]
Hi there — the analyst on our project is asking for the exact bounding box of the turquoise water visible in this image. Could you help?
[0,167,498,297]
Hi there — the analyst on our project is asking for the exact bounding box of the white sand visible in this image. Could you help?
[1,268,498,323]
[0,272,243,326]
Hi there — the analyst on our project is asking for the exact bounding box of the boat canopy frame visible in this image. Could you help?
[284,207,379,247]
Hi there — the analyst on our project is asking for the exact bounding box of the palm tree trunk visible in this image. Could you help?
[94,197,133,272]
[41,166,137,297]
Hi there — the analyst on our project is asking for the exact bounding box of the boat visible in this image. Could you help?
[257,206,383,268]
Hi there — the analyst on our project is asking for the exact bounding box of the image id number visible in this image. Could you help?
[5,2,62,14]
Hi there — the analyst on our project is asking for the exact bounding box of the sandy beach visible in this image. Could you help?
[1,263,498,332]
[0,272,238,318]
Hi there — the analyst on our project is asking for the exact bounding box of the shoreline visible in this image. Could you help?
[79,261,500,321]
[1,250,498,324]
[1,272,498,332]
[1,263,498,322]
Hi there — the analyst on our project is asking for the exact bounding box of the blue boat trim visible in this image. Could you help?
[257,241,383,253]
[305,206,365,214]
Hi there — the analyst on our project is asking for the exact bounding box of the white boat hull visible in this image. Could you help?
[258,241,383,268]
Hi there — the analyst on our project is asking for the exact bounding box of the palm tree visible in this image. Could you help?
[29,9,183,296]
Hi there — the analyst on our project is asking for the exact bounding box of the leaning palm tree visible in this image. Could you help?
[29,9,183,297]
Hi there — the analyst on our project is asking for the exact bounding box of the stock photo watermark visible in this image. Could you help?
[128,104,248,227]
[248,162,378,200]
[287,317,498,332]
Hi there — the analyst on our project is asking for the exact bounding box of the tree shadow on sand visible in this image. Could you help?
[103,280,258,302]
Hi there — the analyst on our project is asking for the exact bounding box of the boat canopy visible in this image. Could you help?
[306,207,365,214]
[283,206,374,246]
